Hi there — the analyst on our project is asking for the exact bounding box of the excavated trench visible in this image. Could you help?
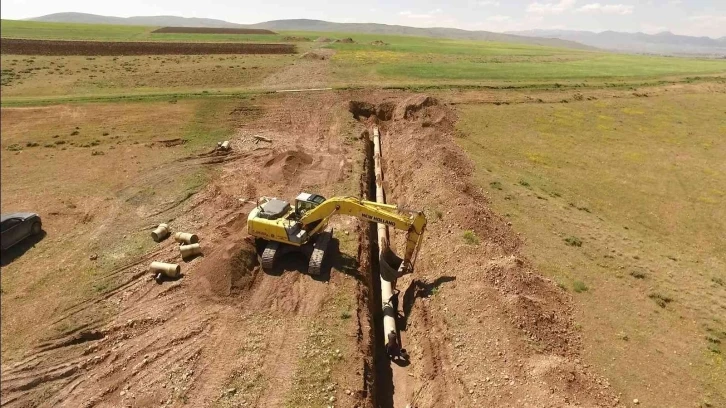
[356,116,395,407]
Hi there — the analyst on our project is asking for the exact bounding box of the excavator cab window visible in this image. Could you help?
[294,193,326,216]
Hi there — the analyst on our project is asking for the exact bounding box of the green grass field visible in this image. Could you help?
[456,93,726,406]
[2,20,725,103]
[0,19,287,43]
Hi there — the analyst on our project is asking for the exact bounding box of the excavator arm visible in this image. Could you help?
[299,196,427,278]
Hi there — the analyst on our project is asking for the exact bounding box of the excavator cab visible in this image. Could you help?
[294,193,326,216]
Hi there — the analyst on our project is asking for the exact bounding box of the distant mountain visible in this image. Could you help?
[27,13,594,51]
[28,12,245,28]
[508,29,726,56]
[248,19,595,50]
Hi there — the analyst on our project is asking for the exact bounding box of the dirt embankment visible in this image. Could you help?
[152,27,277,35]
[348,94,622,407]
[0,39,296,56]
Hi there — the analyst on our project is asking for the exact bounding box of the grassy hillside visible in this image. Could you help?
[20,15,592,50]
[456,93,726,407]
[0,20,283,43]
[2,20,725,103]
[28,12,245,28]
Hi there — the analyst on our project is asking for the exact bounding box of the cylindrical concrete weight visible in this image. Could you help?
[151,224,170,242]
[180,243,202,259]
[221,141,230,151]
[174,232,199,244]
[149,261,180,278]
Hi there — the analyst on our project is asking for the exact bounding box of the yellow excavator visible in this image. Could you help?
[247,193,426,278]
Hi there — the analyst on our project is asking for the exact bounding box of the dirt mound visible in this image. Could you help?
[0,38,296,56]
[394,95,440,120]
[315,37,333,42]
[352,93,620,406]
[195,237,259,298]
[282,36,311,42]
[334,38,356,44]
[152,27,276,35]
[263,149,314,182]
[300,51,329,60]
[370,40,389,46]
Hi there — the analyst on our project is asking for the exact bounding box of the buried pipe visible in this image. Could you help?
[151,224,170,242]
[179,243,202,259]
[174,232,199,244]
[149,261,180,282]
[372,126,402,358]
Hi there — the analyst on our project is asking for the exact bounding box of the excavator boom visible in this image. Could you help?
[299,196,427,277]
[247,194,426,277]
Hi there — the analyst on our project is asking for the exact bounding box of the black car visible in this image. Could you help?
[1,212,43,251]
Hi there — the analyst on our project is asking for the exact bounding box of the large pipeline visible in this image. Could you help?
[373,126,400,356]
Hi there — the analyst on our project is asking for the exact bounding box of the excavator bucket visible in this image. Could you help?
[380,247,403,282]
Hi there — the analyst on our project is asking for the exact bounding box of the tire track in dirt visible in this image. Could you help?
[2,91,624,408]
[1,93,362,408]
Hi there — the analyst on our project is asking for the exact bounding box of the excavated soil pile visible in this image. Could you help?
[334,38,356,43]
[0,38,295,56]
[195,238,259,298]
[152,27,277,34]
[300,51,329,60]
[263,149,314,182]
[315,37,333,43]
[370,40,389,46]
[348,94,620,407]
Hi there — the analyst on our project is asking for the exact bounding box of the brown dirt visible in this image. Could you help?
[300,51,329,60]
[315,37,333,43]
[152,27,277,35]
[370,41,389,46]
[0,93,366,408]
[1,91,623,408]
[347,94,622,407]
[0,38,295,56]
[261,49,336,90]
[334,38,356,44]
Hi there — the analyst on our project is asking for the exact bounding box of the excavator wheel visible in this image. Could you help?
[261,241,279,272]
[308,227,333,276]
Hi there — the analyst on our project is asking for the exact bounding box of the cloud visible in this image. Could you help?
[399,9,443,19]
[478,0,501,5]
[668,0,681,4]
[681,15,726,37]
[526,0,577,15]
[640,23,669,34]
[487,15,511,22]
[576,3,634,15]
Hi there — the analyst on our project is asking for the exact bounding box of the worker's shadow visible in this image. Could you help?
[0,230,47,267]
[399,276,456,331]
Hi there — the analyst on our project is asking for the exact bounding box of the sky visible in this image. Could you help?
[2,0,725,38]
